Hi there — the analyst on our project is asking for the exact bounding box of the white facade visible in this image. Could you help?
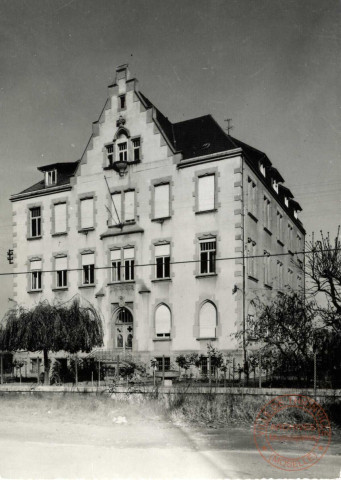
[11,65,305,371]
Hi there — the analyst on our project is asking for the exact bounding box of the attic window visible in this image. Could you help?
[294,210,298,219]
[119,95,126,109]
[284,197,289,207]
[272,179,279,193]
[259,162,266,177]
[45,170,57,186]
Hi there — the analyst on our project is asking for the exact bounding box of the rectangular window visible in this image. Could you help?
[55,256,67,288]
[198,174,215,212]
[247,240,257,278]
[277,261,284,290]
[45,170,57,186]
[118,142,128,162]
[123,247,134,281]
[82,253,95,285]
[200,238,216,274]
[156,357,170,372]
[247,178,257,218]
[155,244,170,279]
[154,183,170,219]
[111,250,121,282]
[288,224,293,251]
[272,179,279,193]
[287,268,293,286]
[119,95,126,109]
[80,198,94,229]
[264,252,270,286]
[277,211,283,242]
[124,190,135,222]
[30,259,42,291]
[111,192,122,224]
[54,203,67,233]
[263,197,271,231]
[132,138,141,162]
[30,207,41,237]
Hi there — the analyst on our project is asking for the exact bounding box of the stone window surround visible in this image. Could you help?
[193,167,219,214]
[150,176,174,221]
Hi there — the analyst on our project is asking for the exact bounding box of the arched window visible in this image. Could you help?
[155,304,171,338]
[117,308,133,324]
[199,302,217,338]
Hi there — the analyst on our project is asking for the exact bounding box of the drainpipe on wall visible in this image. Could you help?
[241,155,248,385]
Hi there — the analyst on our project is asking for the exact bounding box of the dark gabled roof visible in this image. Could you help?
[18,161,79,195]
[279,184,294,198]
[290,199,302,211]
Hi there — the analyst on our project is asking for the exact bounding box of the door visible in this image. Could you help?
[115,307,133,350]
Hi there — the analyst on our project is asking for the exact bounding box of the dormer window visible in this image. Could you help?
[259,162,266,177]
[284,197,289,207]
[118,142,128,162]
[45,170,57,186]
[272,179,279,193]
[294,210,298,219]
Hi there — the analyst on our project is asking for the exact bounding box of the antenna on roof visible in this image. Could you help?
[224,118,233,135]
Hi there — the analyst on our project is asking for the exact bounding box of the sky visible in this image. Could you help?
[0,0,340,317]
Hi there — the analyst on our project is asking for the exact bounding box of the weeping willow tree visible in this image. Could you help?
[0,297,103,385]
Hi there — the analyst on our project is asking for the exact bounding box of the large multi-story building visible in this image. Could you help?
[10,65,304,374]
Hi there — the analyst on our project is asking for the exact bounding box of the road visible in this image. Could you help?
[0,408,339,478]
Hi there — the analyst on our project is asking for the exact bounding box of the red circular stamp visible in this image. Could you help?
[253,394,331,471]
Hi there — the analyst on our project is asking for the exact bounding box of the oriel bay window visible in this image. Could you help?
[132,138,141,162]
[30,207,41,237]
[55,256,67,288]
[199,238,216,274]
[155,244,170,279]
[118,142,128,162]
[30,259,42,291]
[82,253,95,285]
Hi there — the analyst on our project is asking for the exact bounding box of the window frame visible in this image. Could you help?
[263,196,271,232]
[198,301,217,339]
[45,169,57,186]
[81,253,95,286]
[247,239,257,279]
[55,256,68,289]
[155,244,171,279]
[199,238,216,275]
[117,141,128,162]
[30,259,42,291]
[155,304,171,338]
[197,173,216,213]
[153,183,170,220]
[53,202,67,235]
[80,197,94,230]
[29,207,42,238]
[132,137,141,162]
[247,177,257,219]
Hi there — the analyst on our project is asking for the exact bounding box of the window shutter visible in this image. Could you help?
[124,191,135,221]
[55,256,67,271]
[155,244,170,257]
[110,250,121,261]
[82,253,95,266]
[155,305,171,335]
[111,193,122,224]
[198,175,215,211]
[54,203,67,233]
[199,302,216,338]
[80,198,94,229]
[154,184,170,218]
[123,248,134,259]
[30,259,42,270]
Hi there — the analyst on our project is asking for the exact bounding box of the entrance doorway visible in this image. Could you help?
[114,307,133,351]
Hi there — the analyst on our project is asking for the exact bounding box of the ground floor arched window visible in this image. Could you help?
[114,307,133,350]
